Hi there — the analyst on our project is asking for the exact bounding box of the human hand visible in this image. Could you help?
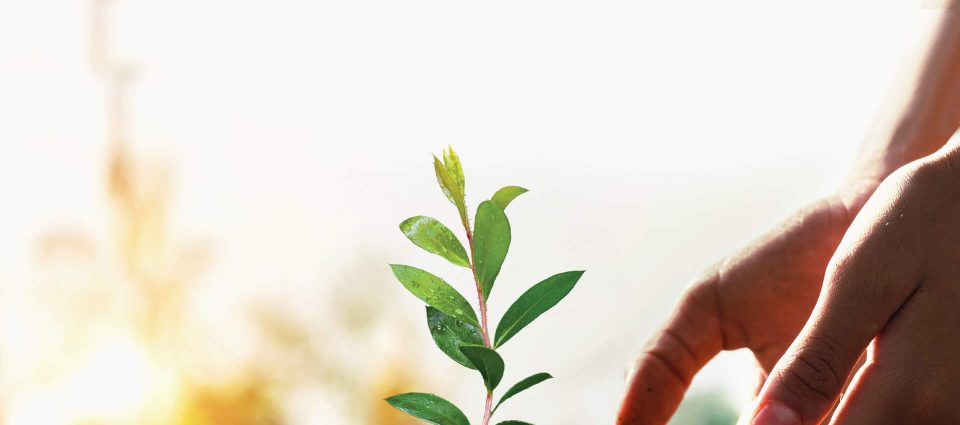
[619,7,960,424]
[616,180,877,425]
[737,146,960,425]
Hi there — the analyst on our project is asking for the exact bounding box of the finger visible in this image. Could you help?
[742,350,864,424]
[830,280,960,425]
[618,275,727,425]
[740,239,922,425]
[822,351,864,424]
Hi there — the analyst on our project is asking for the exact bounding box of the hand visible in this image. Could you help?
[618,8,960,423]
[738,147,960,425]
[616,180,877,425]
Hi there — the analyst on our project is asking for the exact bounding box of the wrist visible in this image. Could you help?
[851,128,947,184]
[834,175,883,220]
[841,125,956,215]
[838,141,960,217]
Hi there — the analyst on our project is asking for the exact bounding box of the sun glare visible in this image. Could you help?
[6,333,179,425]
[65,337,150,418]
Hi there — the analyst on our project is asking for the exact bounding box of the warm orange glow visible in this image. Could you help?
[6,330,181,425]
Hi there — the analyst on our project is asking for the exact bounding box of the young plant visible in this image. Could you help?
[386,147,585,425]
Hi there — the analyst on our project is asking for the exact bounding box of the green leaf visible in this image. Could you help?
[390,264,479,326]
[385,393,470,425]
[496,421,534,425]
[459,345,505,392]
[494,271,584,347]
[443,146,466,198]
[433,155,467,224]
[492,373,553,413]
[426,306,484,369]
[473,201,510,300]
[491,186,528,210]
[400,216,470,267]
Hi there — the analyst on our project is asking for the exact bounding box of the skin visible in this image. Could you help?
[618,5,960,425]
[616,183,869,425]
[743,142,960,425]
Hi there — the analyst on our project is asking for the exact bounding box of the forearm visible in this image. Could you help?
[849,5,960,186]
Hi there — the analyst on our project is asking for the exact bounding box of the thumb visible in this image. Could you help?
[740,248,918,425]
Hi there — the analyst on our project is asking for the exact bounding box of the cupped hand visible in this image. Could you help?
[616,180,877,425]
[739,147,960,425]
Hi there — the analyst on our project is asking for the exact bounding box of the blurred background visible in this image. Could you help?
[0,1,947,424]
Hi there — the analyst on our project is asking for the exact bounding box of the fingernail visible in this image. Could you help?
[752,402,801,425]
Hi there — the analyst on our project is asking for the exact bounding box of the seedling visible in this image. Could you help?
[386,147,584,425]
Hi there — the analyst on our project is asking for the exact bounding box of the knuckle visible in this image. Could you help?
[779,335,847,404]
[641,346,688,386]
[923,153,960,199]
[944,150,960,187]
[826,245,899,307]
[639,326,697,386]
[897,156,957,200]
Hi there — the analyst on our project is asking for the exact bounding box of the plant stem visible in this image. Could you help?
[465,228,491,347]
[465,225,493,425]
[482,391,493,425]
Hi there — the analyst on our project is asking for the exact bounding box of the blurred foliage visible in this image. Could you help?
[368,366,424,425]
[668,390,738,425]
[31,140,283,424]
[27,114,431,424]
[8,1,430,423]
[247,250,436,424]
[176,379,281,425]
[28,114,429,425]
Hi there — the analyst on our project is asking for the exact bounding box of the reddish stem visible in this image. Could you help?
[482,391,493,425]
[465,226,493,425]
[465,228,491,347]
